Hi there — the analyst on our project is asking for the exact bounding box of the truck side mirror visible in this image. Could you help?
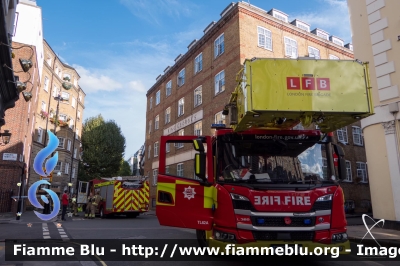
[332,144,346,180]
[194,153,206,181]
[192,138,205,153]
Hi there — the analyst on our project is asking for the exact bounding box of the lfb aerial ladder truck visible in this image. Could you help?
[155,58,374,253]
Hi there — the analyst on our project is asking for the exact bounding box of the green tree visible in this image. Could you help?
[78,114,126,180]
[117,159,132,176]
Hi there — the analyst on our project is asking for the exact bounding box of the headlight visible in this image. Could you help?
[214,230,236,242]
[230,193,249,201]
[332,233,348,242]
[316,194,333,202]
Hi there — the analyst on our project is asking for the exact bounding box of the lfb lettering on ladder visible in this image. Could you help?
[286,77,330,91]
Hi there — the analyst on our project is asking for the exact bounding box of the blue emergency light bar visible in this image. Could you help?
[211,124,226,129]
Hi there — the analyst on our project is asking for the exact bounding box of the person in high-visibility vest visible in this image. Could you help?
[90,191,102,219]
[85,193,93,218]
[71,194,78,216]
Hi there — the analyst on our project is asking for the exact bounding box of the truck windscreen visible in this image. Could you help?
[217,134,329,183]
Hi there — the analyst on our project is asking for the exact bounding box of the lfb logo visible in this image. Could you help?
[28,130,60,221]
[286,77,330,91]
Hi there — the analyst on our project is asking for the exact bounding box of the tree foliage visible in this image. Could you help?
[78,114,126,181]
[117,159,132,176]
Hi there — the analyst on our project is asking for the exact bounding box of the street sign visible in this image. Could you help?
[3,153,18,161]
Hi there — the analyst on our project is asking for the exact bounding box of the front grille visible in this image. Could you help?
[312,200,332,211]
[232,200,254,210]
[251,216,315,227]
[253,231,314,241]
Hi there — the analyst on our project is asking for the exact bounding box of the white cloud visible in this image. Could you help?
[73,65,123,93]
[290,0,351,43]
[128,80,146,92]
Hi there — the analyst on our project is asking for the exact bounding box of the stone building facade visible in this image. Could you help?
[0,41,40,213]
[28,40,85,196]
[145,2,369,211]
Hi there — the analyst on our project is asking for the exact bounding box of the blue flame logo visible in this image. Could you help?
[28,130,60,221]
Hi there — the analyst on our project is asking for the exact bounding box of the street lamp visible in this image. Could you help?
[0,130,11,144]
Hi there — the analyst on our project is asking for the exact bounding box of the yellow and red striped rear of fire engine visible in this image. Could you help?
[113,181,149,212]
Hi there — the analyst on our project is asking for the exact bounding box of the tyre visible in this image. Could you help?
[100,207,105,219]
[196,230,208,248]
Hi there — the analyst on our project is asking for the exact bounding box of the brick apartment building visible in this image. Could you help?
[0,41,40,213]
[27,40,85,196]
[145,2,371,212]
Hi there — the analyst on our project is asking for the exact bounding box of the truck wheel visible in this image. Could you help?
[100,207,105,219]
[196,230,208,248]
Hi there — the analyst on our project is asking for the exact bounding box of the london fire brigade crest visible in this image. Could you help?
[183,186,196,200]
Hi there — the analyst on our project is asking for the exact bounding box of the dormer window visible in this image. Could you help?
[345,43,353,51]
[268,9,288,23]
[290,19,310,32]
[311,28,329,40]
[330,36,344,47]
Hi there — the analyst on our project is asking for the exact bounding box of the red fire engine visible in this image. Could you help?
[155,58,374,252]
[88,176,149,218]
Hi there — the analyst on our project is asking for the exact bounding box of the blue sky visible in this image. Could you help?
[36,0,351,160]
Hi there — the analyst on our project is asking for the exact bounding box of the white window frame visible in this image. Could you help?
[59,114,67,121]
[337,127,348,144]
[44,76,49,92]
[329,54,339,60]
[194,86,202,107]
[154,142,159,157]
[52,86,58,97]
[177,163,184,177]
[69,118,74,129]
[61,91,70,101]
[58,137,65,148]
[74,148,77,159]
[317,31,329,40]
[54,161,62,172]
[156,90,160,105]
[148,145,151,159]
[41,101,46,111]
[155,115,159,130]
[194,53,203,74]
[257,26,272,51]
[37,127,43,143]
[165,107,171,124]
[356,162,368,183]
[148,120,152,134]
[178,98,184,117]
[352,126,363,146]
[308,46,320,59]
[214,33,225,58]
[76,128,79,139]
[72,97,76,108]
[284,37,297,58]
[345,160,352,182]
[165,166,170,174]
[67,139,72,151]
[153,169,158,186]
[65,162,70,174]
[177,68,185,87]
[72,168,76,179]
[176,129,184,148]
[166,80,172,97]
[166,142,170,153]
[194,121,202,136]
[77,110,81,120]
[215,111,226,124]
[215,70,225,95]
